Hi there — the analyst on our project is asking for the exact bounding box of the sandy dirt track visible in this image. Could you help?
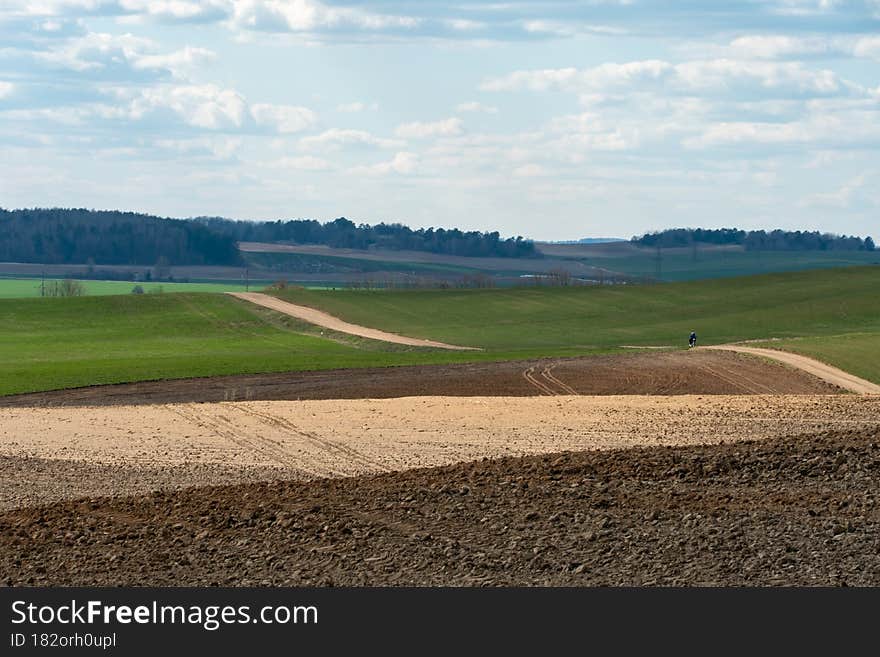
[2,394,877,510]
[229,292,479,350]
[704,345,880,394]
[0,351,840,408]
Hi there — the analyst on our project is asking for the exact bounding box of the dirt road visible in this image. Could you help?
[229,292,479,350]
[704,345,880,394]
[2,394,877,510]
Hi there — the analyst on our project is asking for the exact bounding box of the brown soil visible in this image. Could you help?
[3,427,879,586]
[2,394,877,511]
[0,351,841,408]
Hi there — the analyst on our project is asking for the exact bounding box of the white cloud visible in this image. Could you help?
[545,112,641,152]
[153,136,242,160]
[682,105,880,149]
[521,19,626,38]
[512,163,547,177]
[350,151,418,176]
[0,106,94,126]
[273,155,332,170]
[0,81,13,99]
[5,0,112,16]
[118,0,229,23]
[1,81,319,137]
[299,128,401,150]
[482,58,856,99]
[251,103,317,133]
[455,101,498,114]
[122,83,249,130]
[134,46,217,76]
[801,174,877,209]
[729,35,836,59]
[675,59,846,96]
[229,0,420,33]
[445,18,484,31]
[26,31,215,80]
[853,36,880,59]
[336,101,378,112]
[395,117,463,139]
[482,66,582,92]
[34,31,154,73]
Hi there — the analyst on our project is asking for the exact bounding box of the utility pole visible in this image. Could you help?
[245,268,249,292]
[40,268,45,297]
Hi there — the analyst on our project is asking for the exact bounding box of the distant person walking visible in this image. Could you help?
[689,331,698,348]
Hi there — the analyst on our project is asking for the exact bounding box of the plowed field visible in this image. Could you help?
[0,350,840,408]
[1,394,877,510]
[3,427,878,586]
[2,347,877,587]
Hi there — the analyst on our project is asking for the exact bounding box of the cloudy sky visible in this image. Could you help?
[1,1,878,240]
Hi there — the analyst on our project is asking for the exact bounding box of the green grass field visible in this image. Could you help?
[1,265,877,395]
[0,278,257,298]
[273,266,880,351]
[0,294,521,396]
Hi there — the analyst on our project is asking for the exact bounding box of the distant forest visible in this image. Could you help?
[0,208,241,266]
[633,228,875,251]
[0,209,538,266]
[195,216,538,258]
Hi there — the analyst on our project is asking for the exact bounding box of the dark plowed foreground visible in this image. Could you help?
[3,428,878,586]
[0,350,839,407]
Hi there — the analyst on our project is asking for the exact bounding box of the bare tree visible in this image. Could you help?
[45,279,85,297]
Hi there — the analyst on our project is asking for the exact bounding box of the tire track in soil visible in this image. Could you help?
[172,405,330,477]
[697,363,775,394]
[720,363,781,394]
[522,364,578,396]
[542,366,578,395]
[522,366,557,396]
[704,358,781,394]
[230,405,388,473]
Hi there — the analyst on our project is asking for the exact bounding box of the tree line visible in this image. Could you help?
[0,208,242,266]
[0,209,538,266]
[195,216,538,258]
[633,228,875,251]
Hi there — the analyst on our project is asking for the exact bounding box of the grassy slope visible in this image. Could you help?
[0,294,518,396]
[273,266,880,351]
[2,266,878,395]
[0,278,254,298]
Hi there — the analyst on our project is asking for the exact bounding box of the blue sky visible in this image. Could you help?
[1,1,878,240]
